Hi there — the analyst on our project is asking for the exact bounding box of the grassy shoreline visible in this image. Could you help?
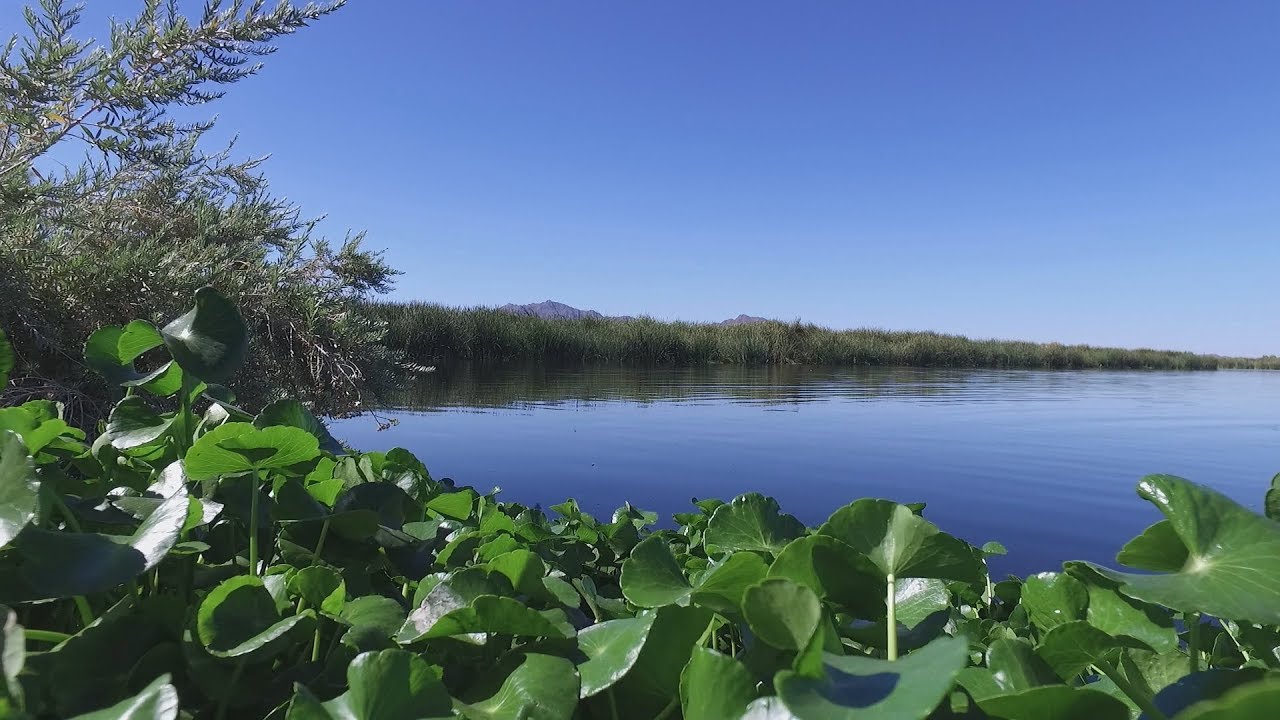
[372,301,1280,370]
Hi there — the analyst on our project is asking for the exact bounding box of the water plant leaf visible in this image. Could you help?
[744,578,822,651]
[774,634,969,719]
[621,535,692,607]
[574,614,656,698]
[895,577,949,629]
[1,492,188,601]
[68,673,179,720]
[976,685,1130,720]
[338,595,407,651]
[104,397,174,450]
[1171,677,1280,720]
[691,551,769,614]
[609,606,715,717]
[766,534,884,618]
[818,499,982,584]
[742,696,801,719]
[290,649,452,720]
[1266,473,1280,522]
[197,575,313,658]
[1081,583,1177,654]
[460,652,580,720]
[0,432,38,550]
[400,594,568,642]
[705,493,806,555]
[680,647,756,720]
[287,566,346,617]
[161,286,248,383]
[1035,621,1120,679]
[255,399,344,455]
[83,321,165,386]
[185,423,320,479]
[1149,668,1267,719]
[1020,572,1087,632]
[1070,475,1280,624]
[985,638,1060,692]
[1116,520,1188,572]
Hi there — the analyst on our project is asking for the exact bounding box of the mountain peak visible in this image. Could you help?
[498,301,769,326]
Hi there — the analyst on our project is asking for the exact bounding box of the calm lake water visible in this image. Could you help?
[333,365,1280,577]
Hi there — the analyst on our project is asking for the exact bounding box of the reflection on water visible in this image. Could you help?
[389,364,1177,410]
[338,364,1280,576]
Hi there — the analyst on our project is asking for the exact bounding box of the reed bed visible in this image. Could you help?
[370,302,1280,370]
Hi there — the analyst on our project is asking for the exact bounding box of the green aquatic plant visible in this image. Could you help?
[371,301,1280,370]
[2,291,1280,719]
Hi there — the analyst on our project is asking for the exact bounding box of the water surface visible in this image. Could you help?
[334,365,1280,576]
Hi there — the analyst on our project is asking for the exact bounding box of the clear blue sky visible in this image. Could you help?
[20,1,1280,355]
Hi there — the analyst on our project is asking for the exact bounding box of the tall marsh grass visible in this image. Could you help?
[371,302,1280,371]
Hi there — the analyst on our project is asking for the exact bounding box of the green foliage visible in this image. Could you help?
[372,301,1280,370]
[3,293,1280,719]
[0,0,400,423]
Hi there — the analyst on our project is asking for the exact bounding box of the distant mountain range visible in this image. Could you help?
[498,300,768,326]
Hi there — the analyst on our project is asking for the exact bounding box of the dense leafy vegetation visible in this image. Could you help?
[374,302,1280,370]
[1,0,398,424]
[3,291,1280,719]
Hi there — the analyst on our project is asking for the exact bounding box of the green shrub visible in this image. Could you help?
[0,0,399,422]
[372,301,1279,371]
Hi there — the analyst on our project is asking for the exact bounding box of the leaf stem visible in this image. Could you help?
[1093,660,1168,720]
[886,573,898,661]
[311,621,324,663]
[653,697,679,720]
[248,473,261,577]
[50,492,83,533]
[313,517,330,562]
[1222,620,1253,663]
[25,629,72,645]
[1188,613,1202,673]
[215,657,247,720]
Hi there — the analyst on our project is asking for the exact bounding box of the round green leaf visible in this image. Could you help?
[621,535,692,608]
[775,634,969,720]
[985,638,1060,692]
[197,575,312,658]
[818,499,983,584]
[1035,621,1119,680]
[767,535,884,619]
[1116,520,1188,571]
[1020,572,1087,632]
[287,566,346,617]
[461,652,580,720]
[83,321,164,386]
[744,578,822,651]
[319,649,451,720]
[680,647,756,720]
[104,397,174,450]
[1173,677,1280,720]
[976,685,1129,720]
[705,493,805,555]
[68,673,179,720]
[185,423,320,479]
[0,431,38,550]
[575,615,656,698]
[1071,475,1280,624]
[161,286,248,383]
[254,399,343,455]
[0,492,188,602]
[691,551,769,614]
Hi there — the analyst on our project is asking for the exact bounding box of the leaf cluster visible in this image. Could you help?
[3,291,1280,719]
